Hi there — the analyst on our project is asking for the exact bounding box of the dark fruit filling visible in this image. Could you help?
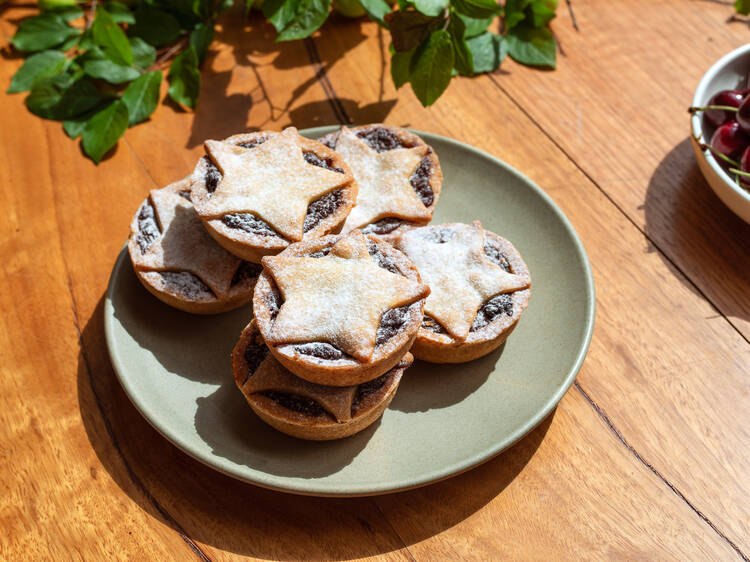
[421,315,446,334]
[367,240,400,274]
[159,271,214,300]
[177,190,192,201]
[471,293,514,331]
[409,155,434,206]
[265,281,283,320]
[362,218,403,235]
[424,228,454,244]
[204,157,222,193]
[222,212,279,238]
[231,261,263,286]
[243,338,269,380]
[357,127,407,152]
[376,305,412,345]
[136,200,160,254]
[237,137,268,149]
[303,151,344,173]
[303,189,345,232]
[258,391,330,418]
[351,374,389,415]
[483,241,512,273]
[319,134,337,150]
[294,342,344,361]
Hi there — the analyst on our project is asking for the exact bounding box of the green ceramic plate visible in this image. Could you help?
[104,127,595,497]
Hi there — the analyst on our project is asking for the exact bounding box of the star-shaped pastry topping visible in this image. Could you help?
[132,184,241,297]
[245,357,358,422]
[198,127,351,241]
[396,222,530,341]
[334,127,431,232]
[262,230,430,362]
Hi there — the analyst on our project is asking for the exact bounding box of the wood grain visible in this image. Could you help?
[498,0,750,339]
[1,1,749,559]
[308,14,750,554]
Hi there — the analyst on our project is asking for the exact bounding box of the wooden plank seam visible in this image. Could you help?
[482,75,750,560]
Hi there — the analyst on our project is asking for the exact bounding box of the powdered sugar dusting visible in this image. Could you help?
[396,222,530,340]
[197,128,350,241]
[130,181,246,298]
[334,127,431,232]
[263,231,430,362]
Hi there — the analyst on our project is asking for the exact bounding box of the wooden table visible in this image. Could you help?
[2,0,749,559]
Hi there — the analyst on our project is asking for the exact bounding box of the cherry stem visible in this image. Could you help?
[688,105,739,114]
[699,143,740,167]
[729,168,750,178]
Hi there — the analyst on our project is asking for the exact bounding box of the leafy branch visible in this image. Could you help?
[6,0,560,163]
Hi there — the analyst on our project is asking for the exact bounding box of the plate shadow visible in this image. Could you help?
[80,289,553,558]
[644,137,750,324]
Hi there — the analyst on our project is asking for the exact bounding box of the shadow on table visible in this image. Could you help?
[78,289,552,559]
[181,11,396,148]
[643,137,750,323]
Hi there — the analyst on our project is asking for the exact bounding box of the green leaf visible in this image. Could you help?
[189,24,214,64]
[466,31,504,73]
[385,10,439,52]
[530,0,557,27]
[360,0,391,25]
[82,100,129,163]
[129,5,182,47]
[79,28,94,50]
[45,5,85,21]
[78,47,140,84]
[457,13,493,38]
[448,14,473,75]
[122,70,162,125]
[263,0,300,32]
[449,0,500,19]
[104,1,136,24]
[168,45,200,109]
[413,0,448,17]
[8,50,67,93]
[506,24,555,67]
[92,7,134,66]
[38,0,77,9]
[25,72,104,120]
[59,33,81,50]
[737,0,750,15]
[217,0,235,14]
[409,29,453,106]
[11,14,80,52]
[276,0,331,41]
[63,103,108,138]
[503,0,529,28]
[390,47,414,88]
[130,37,157,69]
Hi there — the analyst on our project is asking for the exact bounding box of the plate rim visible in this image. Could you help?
[103,126,596,497]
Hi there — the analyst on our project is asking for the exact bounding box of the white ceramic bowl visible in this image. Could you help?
[691,43,750,223]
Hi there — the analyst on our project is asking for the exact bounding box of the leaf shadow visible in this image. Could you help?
[179,10,371,146]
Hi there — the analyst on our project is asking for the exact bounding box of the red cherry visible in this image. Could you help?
[710,121,749,158]
[702,89,744,129]
[737,95,750,134]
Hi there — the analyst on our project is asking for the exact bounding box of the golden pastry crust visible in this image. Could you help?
[253,231,429,386]
[232,320,411,440]
[190,128,358,263]
[396,223,531,363]
[318,124,442,240]
[127,178,261,314]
